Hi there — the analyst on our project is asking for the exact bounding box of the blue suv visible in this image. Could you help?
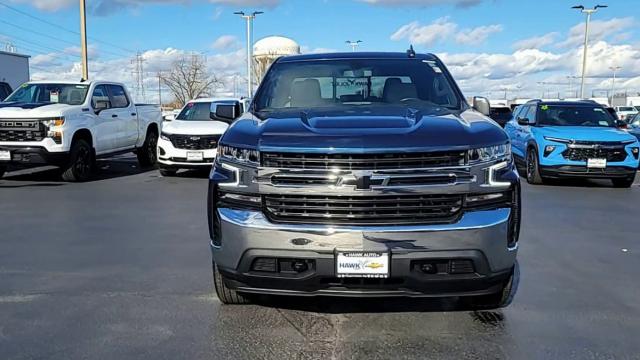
[505,100,639,187]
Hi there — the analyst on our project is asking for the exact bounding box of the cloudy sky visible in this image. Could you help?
[1,0,638,103]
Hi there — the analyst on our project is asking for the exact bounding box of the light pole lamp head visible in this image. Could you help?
[234,11,245,16]
[571,5,584,10]
[252,11,264,16]
[594,4,608,9]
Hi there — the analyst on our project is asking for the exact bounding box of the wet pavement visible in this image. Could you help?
[1,156,639,359]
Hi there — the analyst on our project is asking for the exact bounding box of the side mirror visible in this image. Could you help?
[472,96,491,116]
[211,103,237,122]
[163,114,175,122]
[94,100,110,114]
[614,119,628,129]
[517,117,531,126]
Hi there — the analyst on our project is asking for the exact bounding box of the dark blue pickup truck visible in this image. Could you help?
[207,51,521,309]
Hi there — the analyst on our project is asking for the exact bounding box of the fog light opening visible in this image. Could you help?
[291,260,308,273]
[420,263,437,274]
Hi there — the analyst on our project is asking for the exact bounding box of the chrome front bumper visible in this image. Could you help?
[211,207,517,273]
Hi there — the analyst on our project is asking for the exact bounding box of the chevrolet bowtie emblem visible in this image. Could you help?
[338,172,390,190]
[365,262,384,269]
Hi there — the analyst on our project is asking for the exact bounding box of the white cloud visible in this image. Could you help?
[212,35,240,51]
[358,0,482,8]
[513,32,559,50]
[391,18,501,46]
[390,18,458,46]
[558,17,634,48]
[454,24,502,45]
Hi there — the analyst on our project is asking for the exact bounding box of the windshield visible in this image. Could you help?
[490,107,512,119]
[176,102,213,121]
[5,84,89,105]
[538,105,616,127]
[255,58,461,112]
[617,107,636,112]
[176,101,241,121]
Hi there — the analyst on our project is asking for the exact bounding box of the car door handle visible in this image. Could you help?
[112,114,118,118]
[131,113,137,117]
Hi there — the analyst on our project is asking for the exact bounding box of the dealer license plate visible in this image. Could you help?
[587,158,606,169]
[0,150,10,161]
[336,251,389,278]
[186,151,204,162]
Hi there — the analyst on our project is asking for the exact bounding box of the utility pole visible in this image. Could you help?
[79,0,89,80]
[157,72,162,107]
[346,40,363,52]
[234,11,263,97]
[572,4,607,99]
[131,52,146,101]
[609,65,621,104]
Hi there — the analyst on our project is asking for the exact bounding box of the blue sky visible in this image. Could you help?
[1,0,639,102]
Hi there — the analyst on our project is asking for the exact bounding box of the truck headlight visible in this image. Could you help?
[160,132,171,141]
[469,143,511,164]
[41,117,65,127]
[218,145,260,166]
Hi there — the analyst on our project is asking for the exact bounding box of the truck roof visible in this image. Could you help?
[277,52,438,63]
[189,97,246,103]
[526,99,606,107]
[26,80,125,86]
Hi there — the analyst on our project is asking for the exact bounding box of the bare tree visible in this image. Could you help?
[162,55,220,107]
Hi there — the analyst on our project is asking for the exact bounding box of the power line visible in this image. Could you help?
[0,1,136,55]
[0,17,128,58]
[0,31,80,60]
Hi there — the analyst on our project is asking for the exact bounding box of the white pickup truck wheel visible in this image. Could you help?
[61,139,95,182]
[137,129,158,168]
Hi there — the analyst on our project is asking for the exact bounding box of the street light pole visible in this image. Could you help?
[235,11,263,97]
[609,65,621,104]
[346,40,362,52]
[79,0,89,80]
[572,4,607,99]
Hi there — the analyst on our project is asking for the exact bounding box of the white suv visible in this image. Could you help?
[157,98,245,176]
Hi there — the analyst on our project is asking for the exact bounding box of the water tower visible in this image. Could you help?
[253,36,300,84]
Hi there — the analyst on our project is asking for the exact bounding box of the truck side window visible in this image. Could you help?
[108,85,130,108]
[92,85,111,109]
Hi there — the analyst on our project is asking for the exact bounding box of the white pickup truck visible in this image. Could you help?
[0,81,161,181]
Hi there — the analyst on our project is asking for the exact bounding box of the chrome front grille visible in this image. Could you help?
[263,193,463,225]
[261,151,466,170]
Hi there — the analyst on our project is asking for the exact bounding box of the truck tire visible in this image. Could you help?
[61,139,94,182]
[612,176,635,188]
[213,263,252,305]
[137,129,158,168]
[159,168,177,177]
[0,165,6,178]
[462,260,519,310]
[525,148,544,185]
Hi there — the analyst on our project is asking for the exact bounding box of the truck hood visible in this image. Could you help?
[222,108,508,152]
[162,119,229,136]
[535,126,637,143]
[0,102,72,118]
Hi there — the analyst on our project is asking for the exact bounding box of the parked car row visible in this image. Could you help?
[0,80,247,181]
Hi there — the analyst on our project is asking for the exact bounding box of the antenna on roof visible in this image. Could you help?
[407,45,416,58]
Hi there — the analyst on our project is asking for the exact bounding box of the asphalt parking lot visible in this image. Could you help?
[1,156,639,360]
